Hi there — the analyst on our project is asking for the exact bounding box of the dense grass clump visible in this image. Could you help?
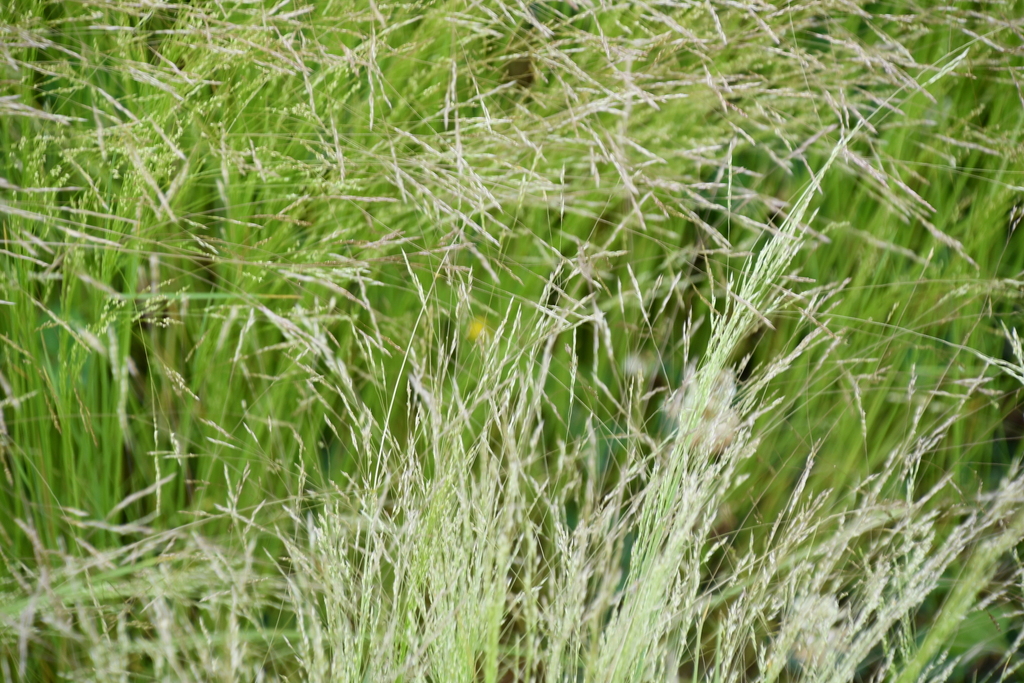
[2,0,1024,681]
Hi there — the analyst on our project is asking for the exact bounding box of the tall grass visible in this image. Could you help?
[2,0,1024,680]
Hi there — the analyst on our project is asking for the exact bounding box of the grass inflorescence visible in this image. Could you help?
[1,0,1024,681]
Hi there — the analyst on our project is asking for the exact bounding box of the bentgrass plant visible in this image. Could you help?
[2,0,1024,681]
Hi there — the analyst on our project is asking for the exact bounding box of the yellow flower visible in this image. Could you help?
[467,316,489,342]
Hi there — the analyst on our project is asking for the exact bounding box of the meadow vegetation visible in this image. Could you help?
[1,0,1024,681]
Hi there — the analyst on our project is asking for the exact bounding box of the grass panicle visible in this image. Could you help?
[2,0,1024,681]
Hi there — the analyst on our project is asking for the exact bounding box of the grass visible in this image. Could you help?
[2,0,1024,680]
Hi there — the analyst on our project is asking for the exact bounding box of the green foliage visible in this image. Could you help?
[1,0,1023,681]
